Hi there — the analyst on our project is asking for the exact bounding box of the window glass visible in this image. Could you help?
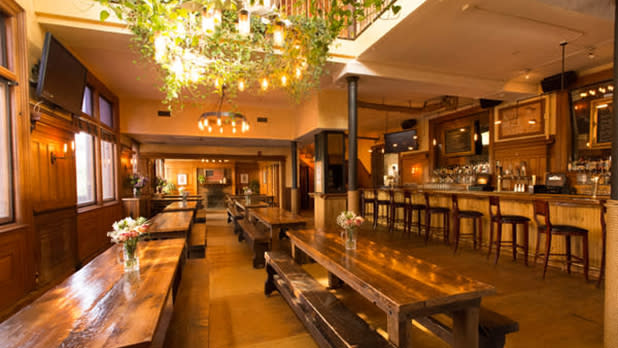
[0,16,7,68]
[81,85,92,116]
[0,80,12,222]
[99,96,113,128]
[75,132,95,205]
[101,140,115,201]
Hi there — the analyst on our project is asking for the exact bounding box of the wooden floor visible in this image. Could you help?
[163,212,604,348]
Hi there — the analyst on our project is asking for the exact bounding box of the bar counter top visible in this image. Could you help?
[362,187,609,206]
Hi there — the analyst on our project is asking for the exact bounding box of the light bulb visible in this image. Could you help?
[238,80,245,92]
[198,120,204,131]
[219,127,223,134]
[239,9,250,35]
[204,118,209,127]
[217,117,222,126]
[281,75,287,86]
[261,78,268,90]
[71,141,75,151]
[273,21,284,47]
[233,127,237,134]
[295,67,302,79]
[231,120,236,127]
[214,77,221,88]
[63,143,68,153]
[208,126,212,132]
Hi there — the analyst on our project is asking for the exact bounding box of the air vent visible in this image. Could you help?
[157,110,171,117]
[257,117,268,123]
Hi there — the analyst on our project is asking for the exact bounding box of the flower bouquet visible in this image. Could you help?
[336,211,365,250]
[129,174,148,197]
[242,186,253,204]
[108,216,150,272]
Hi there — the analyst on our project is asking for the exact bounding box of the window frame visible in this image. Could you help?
[75,131,97,207]
[100,138,116,202]
[0,77,13,224]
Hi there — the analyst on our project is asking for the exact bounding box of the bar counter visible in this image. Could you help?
[361,187,606,277]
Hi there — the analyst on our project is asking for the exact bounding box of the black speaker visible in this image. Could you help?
[401,119,417,129]
[541,71,577,93]
[479,99,502,109]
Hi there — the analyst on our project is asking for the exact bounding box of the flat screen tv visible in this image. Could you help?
[36,32,87,115]
[384,129,418,153]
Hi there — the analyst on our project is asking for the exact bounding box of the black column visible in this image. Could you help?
[611,3,618,200]
[291,141,298,189]
[347,76,359,191]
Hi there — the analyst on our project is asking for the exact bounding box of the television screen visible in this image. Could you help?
[36,33,87,115]
[384,129,418,153]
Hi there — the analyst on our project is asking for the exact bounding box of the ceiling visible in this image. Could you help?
[40,0,615,144]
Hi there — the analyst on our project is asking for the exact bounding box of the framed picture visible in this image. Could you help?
[495,97,546,141]
[443,123,474,157]
[240,173,249,184]
[590,97,613,149]
[177,173,187,186]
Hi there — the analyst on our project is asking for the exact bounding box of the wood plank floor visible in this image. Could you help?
[164,212,604,348]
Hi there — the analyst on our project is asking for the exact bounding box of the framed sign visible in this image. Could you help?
[496,98,546,141]
[590,97,613,148]
[177,173,187,185]
[443,124,474,156]
[240,173,249,184]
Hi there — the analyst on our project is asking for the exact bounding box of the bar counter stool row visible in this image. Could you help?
[360,189,603,282]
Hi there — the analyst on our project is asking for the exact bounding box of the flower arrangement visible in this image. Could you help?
[108,217,150,271]
[242,186,253,195]
[178,186,189,200]
[336,211,364,250]
[154,176,167,194]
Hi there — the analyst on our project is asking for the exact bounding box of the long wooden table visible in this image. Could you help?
[147,211,194,257]
[163,201,198,212]
[0,239,185,348]
[287,229,496,348]
[250,207,307,250]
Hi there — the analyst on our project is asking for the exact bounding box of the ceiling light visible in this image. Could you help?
[368,149,373,153]
[597,104,609,109]
[528,119,537,125]
[494,120,502,125]
[608,85,614,92]
[580,92,588,98]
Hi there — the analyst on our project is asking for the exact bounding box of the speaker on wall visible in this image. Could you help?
[479,99,502,109]
[541,71,577,93]
[401,119,417,129]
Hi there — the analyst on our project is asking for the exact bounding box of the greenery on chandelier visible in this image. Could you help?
[95,0,400,107]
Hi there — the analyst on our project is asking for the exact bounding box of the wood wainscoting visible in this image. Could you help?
[34,208,77,286]
[0,226,31,312]
[493,136,551,182]
[77,203,122,265]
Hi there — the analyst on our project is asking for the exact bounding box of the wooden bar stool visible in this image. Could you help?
[598,200,607,288]
[533,200,589,280]
[360,189,377,223]
[406,192,426,236]
[423,192,450,244]
[487,196,530,265]
[389,190,408,232]
[451,195,483,253]
[374,189,391,230]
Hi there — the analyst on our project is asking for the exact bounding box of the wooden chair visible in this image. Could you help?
[406,192,426,236]
[374,189,391,230]
[533,200,589,280]
[423,192,450,244]
[598,200,607,288]
[451,195,483,253]
[487,196,530,265]
[360,189,377,223]
[389,190,408,232]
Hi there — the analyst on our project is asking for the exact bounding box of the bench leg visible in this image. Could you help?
[327,272,343,289]
[387,314,411,347]
[253,243,268,269]
[264,264,278,296]
[452,305,480,348]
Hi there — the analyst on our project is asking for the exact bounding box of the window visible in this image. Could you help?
[99,95,113,128]
[101,139,116,201]
[0,16,6,68]
[0,79,12,223]
[75,132,95,205]
[81,85,92,116]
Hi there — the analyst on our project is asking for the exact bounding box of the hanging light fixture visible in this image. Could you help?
[273,20,285,47]
[197,86,250,135]
[238,9,251,35]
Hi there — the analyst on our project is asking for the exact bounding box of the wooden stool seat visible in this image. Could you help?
[458,210,483,218]
[533,200,589,280]
[487,196,530,266]
[497,215,530,224]
[428,206,450,213]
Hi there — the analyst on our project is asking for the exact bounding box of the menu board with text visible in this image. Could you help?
[496,98,545,140]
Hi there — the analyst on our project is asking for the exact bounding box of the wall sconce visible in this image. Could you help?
[50,141,74,164]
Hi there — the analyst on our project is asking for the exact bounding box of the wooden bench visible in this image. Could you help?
[414,309,518,348]
[238,220,270,268]
[194,209,206,223]
[264,251,396,348]
[189,223,206,259]
[226,205,243,233]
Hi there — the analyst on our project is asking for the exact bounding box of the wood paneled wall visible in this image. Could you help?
[0,226,30,311]
[493,137,550,180]
[76,203,121,264]
[34,208,76,286]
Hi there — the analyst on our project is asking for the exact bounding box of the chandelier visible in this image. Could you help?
[197,86,250,134]
[96,0,399,106]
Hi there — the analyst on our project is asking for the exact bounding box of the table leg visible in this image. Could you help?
[270,226,280,250]
[452,304,480,348]
[387,314,411,347]
[327,272,343,289]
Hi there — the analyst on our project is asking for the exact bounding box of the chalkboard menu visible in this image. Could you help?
[444,126,472,155]
[496,98,545,140]
[593,99,613,146]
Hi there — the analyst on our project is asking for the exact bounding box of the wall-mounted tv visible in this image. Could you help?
[384,129,418,153]
[36,32,87,115]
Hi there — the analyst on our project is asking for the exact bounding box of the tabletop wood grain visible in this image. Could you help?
[250,207,307,227]
[234,200,271,210]
[163,201,198,212]
[148,211,194,234]
[0,239,185,348]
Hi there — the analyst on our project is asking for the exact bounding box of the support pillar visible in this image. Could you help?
[605,4,618,346]
[347,75,360,214]
[290,141,299,214]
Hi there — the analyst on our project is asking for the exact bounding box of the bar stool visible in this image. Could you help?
[452,195,483,253]
[374,189,391,230]
[406,192,426,236]
[487,196,530,265]
[598,200,606,288]
[360,189,377,223]
[423,192,450,244]
[533,200,589,280]
[389,190,408,232]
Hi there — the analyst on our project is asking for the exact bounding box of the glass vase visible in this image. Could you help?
[343,228,357,250]
[132,188,140,198]
[123,240,140,272]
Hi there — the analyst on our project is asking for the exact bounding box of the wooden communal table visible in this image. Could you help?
[163,200,198,212]
[0,239,185,348]
[250,207,307,250]
[287,229,495,348]
[235,200,271,211]
[147,211,194,257]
